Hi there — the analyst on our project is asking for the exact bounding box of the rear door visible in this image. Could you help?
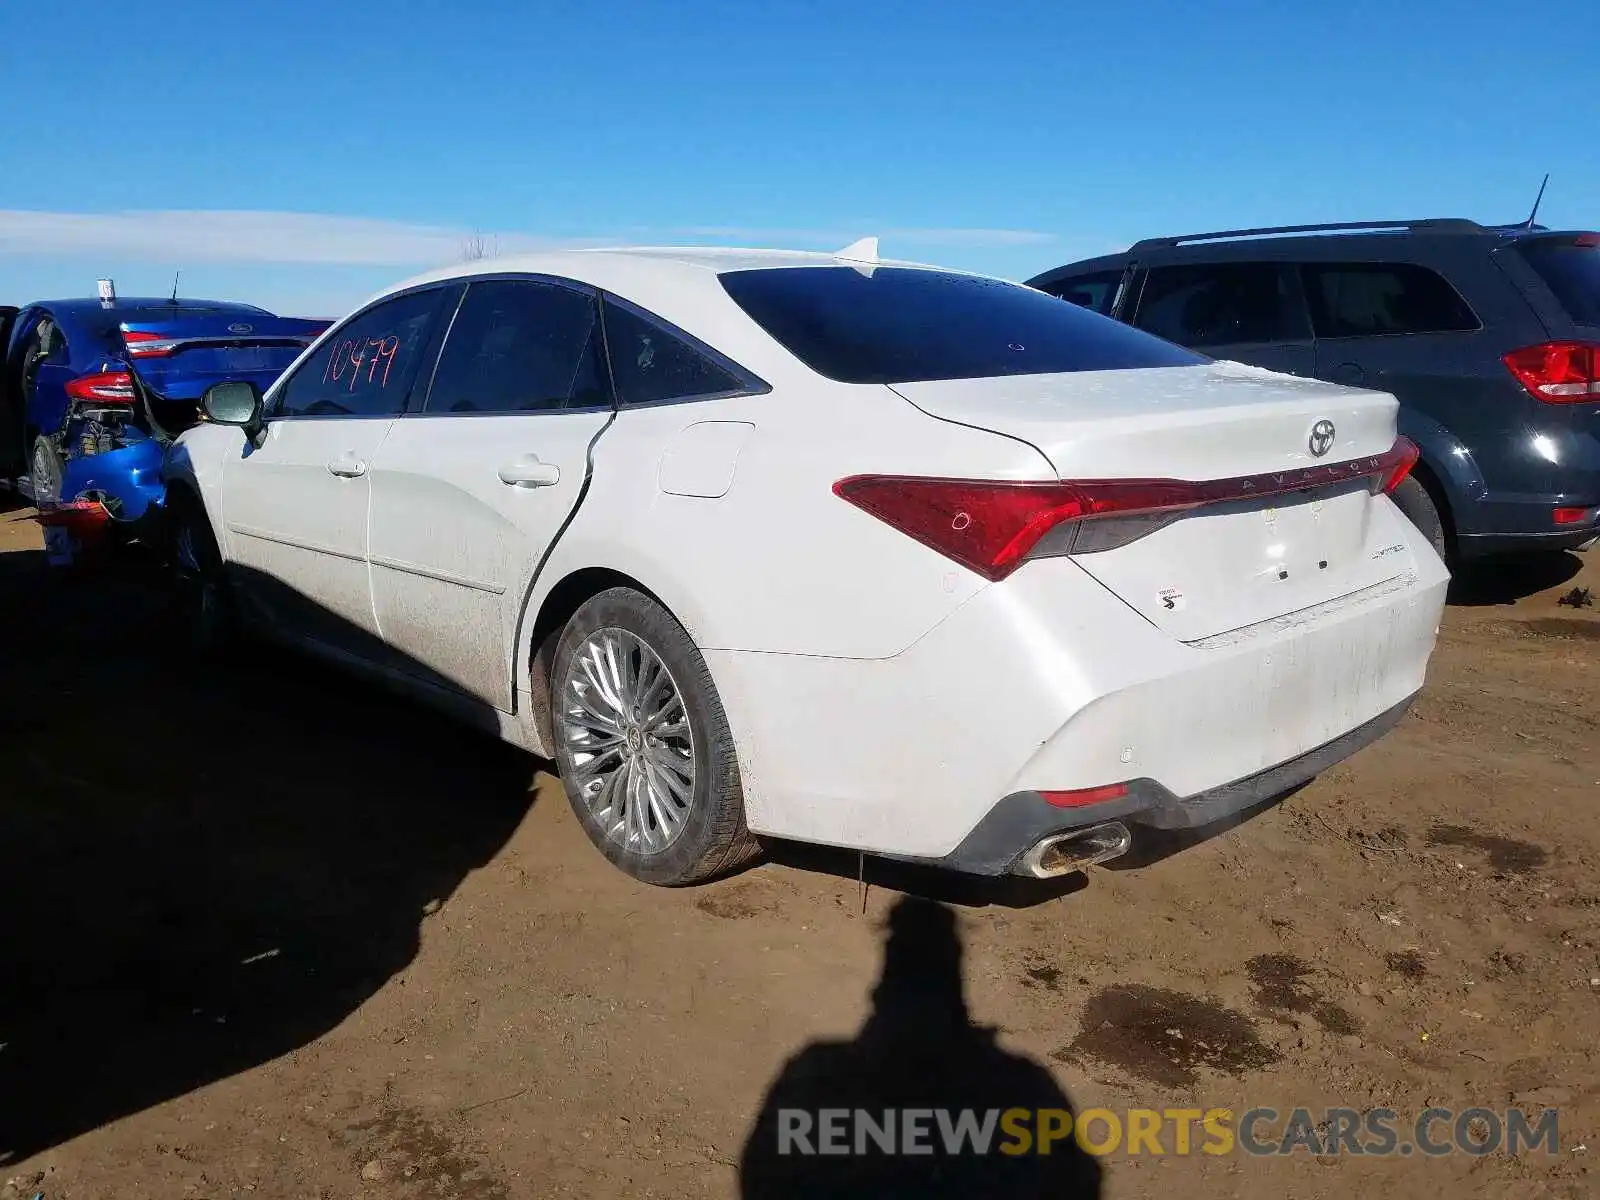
[367,277,614,709]
[1299,259,1542,498]
[221,285,453,654]
[1130,261,1318,377]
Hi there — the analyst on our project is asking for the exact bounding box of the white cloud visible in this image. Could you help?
[0,208,1056,267]
[0,209,598,266]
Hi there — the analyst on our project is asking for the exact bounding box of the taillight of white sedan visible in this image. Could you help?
[164,242,1449,886]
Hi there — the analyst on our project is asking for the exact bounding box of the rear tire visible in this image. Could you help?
[550,587,760,886]
[29,436,63,507]
[15,325,54,486]
[1391,475,1450,567]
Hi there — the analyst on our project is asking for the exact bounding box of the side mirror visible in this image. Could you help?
[201,381,263,430]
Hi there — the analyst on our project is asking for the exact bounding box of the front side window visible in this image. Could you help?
[274,287,448,418]
[602,299,751,406]
[1301,262,1479,338]
[423,279,607,414]
[1043,270,1124,315]
[1133,263,1301,347]
[718,266,1203,385]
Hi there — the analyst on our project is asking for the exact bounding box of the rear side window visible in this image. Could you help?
[601,299,753,406]
[275,288,447,418]
[1042,270,1123,315]
[718,266,1203,385]
[1517,237,1600,327]
[424,279,608,414]
[1133,263,1303,347]
[1301,262,1479,338]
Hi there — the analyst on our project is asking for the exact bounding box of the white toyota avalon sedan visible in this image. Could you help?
[164,242,1449,886]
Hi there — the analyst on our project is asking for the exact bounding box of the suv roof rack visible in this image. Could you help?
[1129,218,1487,252]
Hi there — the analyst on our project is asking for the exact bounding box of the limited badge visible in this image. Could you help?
[1157,587,1186,612]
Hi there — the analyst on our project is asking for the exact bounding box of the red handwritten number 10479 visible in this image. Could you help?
[324,335,401,391]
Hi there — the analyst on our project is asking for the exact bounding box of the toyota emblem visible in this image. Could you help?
[1308,419,1336,458]
[228,322,253,334]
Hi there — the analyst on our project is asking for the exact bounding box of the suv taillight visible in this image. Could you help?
[1502,341,1600,402]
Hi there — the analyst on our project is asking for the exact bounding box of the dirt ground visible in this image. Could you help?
[2,497,1597,1199]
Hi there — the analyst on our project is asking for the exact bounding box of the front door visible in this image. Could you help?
[220,285,454,655]
[367,277,614,708]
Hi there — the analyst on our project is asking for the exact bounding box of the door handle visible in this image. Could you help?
[327,451,367,478]
[498,455,561,488]
[1330,362,1367,386]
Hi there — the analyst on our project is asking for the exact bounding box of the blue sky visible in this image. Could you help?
[1,0,1594,317]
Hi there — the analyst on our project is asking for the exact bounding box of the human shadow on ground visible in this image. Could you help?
[0,548,537,1163]
[740,895,1104,1197]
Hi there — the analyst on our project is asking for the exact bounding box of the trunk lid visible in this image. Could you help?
[118,310,330,400]
[891,361,1418,641]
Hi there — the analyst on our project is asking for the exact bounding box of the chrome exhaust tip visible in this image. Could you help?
[1017,821,1133,878]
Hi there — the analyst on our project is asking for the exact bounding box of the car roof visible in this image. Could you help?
[1028,222,1597,286]
[353,246,994,384]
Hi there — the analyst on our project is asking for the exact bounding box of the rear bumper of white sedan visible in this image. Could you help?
[704,522,1450,875]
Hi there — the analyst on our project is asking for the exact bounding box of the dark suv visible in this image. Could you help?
[1029,219,1600,564]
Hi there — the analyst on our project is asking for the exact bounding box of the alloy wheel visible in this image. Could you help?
[558,627,696,855]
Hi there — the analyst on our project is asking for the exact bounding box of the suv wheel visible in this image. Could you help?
[550,587,760,886]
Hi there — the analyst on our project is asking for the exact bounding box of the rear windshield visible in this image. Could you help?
[718,266,1206,384]
[1518,237,1600,327]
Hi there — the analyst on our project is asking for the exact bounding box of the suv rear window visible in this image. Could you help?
[1518,236,1600,327]
[1301,262,1478,338]
[718,266,1204,385]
